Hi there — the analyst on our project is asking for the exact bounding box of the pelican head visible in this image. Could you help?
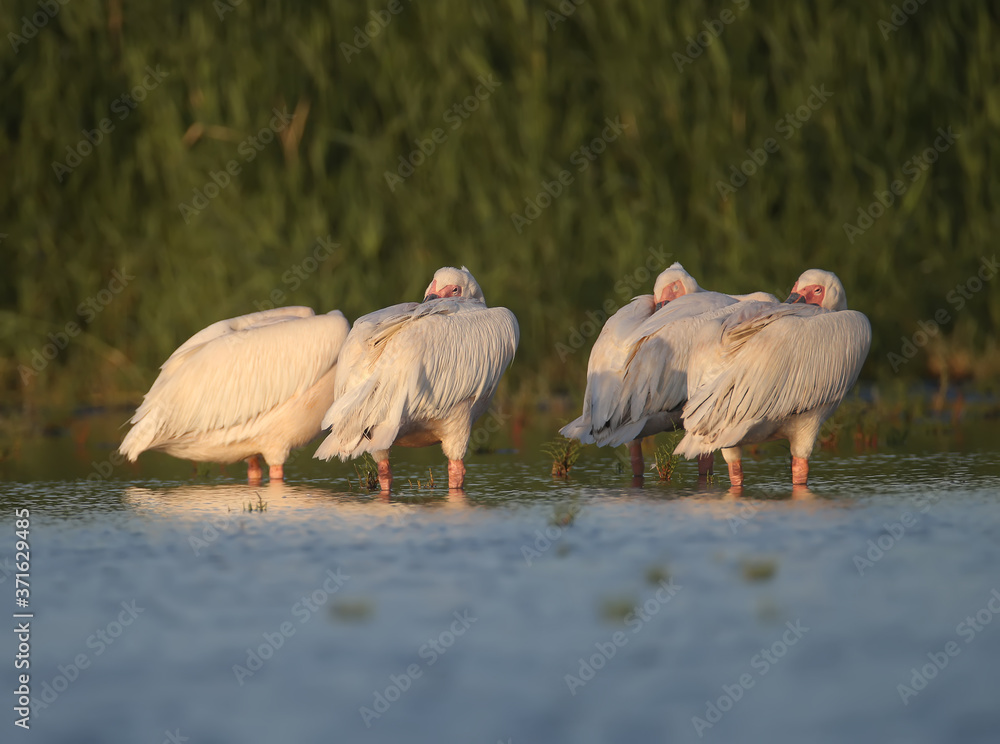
[653,262,702,310]
[423,266,486,304]
[784,269,848,311]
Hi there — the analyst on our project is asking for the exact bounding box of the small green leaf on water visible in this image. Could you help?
[330,599,374,622]
[600,597,637,623]
[549,503,580,527]
[741,558,777,582]
[646,565,671,585]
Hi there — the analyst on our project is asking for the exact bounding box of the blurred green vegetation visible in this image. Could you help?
[2,0,999,417]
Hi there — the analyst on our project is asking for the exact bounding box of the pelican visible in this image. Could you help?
[677,269,871,486]
[315,266,519,491]
[560,262,776,479]
[120,306,350,481]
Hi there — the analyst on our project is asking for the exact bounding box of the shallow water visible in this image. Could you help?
[3,413,1000,743]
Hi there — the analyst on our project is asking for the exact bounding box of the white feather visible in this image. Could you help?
[316,297,519,462]
[677,302,871,458]
[561,289,775,448]
[120,307,350,466]
[560,295,656,444]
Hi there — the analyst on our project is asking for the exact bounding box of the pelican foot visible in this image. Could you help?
[697,452,715,476]
[628,440,645,478]
[728,460,744,487]
[378,459,393,492]
[792,456,809,486]
[247,456,263,483]
[447,459,466,490]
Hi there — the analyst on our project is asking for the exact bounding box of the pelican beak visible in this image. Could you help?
[784,292,805,304]
[423,293,440,302]
[654,300,667,311]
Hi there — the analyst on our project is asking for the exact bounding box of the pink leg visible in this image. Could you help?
[728,459,744,487]
[247,456,263,483]
[448,459,466,489]
[792,456,809,486]
[269,464,284,481]
[791,485,814,500]
[697,452,715,476]
[628,440,644,478]
[377,459,392,492]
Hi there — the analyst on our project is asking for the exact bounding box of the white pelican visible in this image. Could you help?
[560,262,776,479]
[677,269,871,486]
[314,266,519,491]
[120,306,350,481]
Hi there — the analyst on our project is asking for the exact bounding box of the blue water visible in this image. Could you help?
[3,438,1000,743]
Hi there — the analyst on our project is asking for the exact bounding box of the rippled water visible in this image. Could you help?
[2,413,1000,743]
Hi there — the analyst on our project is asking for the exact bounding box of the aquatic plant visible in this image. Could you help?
[2,0,998,417]
[407,468,436,490]
[353,454,380,492]
[543,436,580,478]
[244,492,267,512]
[652,431,684,481]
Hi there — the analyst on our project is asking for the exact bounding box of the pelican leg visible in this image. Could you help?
[697,452,715,476]
[269,464,284,482]
[447,459,466,489]
[791,457,809,486]
[247,455,263,483]
[377,459,392,492]
[628,440,645,478]
[727,461,744,487]
[721,446,743,487]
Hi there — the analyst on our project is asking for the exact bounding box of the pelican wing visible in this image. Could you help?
[120,308,350,459]
[317,299,519,460]
[612,292,742,443]
[679,304,871,455]
[683,299,781,394]
[331,302,421,399]
[563,292,741,447]
[163,306,317,362]
[728,291,780,303]
[560,295,655,443]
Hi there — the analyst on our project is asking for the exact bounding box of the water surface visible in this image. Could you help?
[2,413,999,743]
